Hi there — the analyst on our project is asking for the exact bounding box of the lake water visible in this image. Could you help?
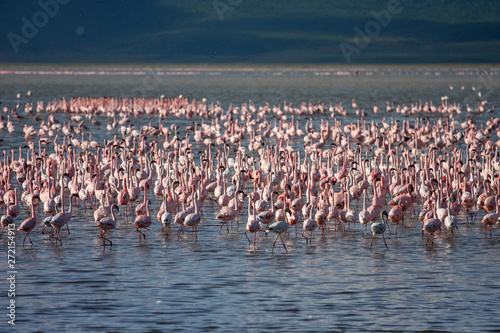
[1,64,500,332]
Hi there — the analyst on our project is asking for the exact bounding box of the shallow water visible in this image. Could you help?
[2,64,500,332]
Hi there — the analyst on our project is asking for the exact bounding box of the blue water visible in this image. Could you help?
[1,64,500,332]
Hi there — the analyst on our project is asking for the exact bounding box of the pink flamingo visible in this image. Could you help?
[96,204,118,246]
[133,183,152,241]
[388,203,404,237]
[302,206,318,244]
[481,195,500,237]
[245,195,261,245]
[117,174,130,217]
[422,199,443,245]
[216,201,238,234]
[7,188,20,218]
[444,196,458,237]
[183,192,201,241]
[50,177,77,243]
[18,195,39,246]
[135,183,151,216]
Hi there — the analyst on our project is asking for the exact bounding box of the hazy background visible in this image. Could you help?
[1,0,499,64]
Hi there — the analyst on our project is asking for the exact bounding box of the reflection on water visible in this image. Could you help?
[1,64,500,332]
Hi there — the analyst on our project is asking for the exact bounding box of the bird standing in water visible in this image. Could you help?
[266,210,290,253]
[370,211,389,250]
[18,195,40,247]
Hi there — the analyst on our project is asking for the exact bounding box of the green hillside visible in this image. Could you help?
[1,0,499,63]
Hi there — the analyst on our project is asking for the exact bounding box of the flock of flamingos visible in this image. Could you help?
[1,94,499,252]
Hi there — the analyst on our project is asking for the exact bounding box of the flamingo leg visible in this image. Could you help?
[105,231,113,246]
[101,231,112,246]
[426,233,433,245]
[177,225,185,239]
[137,228,146,241]
[302,232,308,244]
[381,231,389,249]
[472,210,480,223]
[272,234,279,253]
[370,234,375,250]
[245,231,251,244]
[279,234,287,252]
[57,229,62,243]
[52,228,62,244]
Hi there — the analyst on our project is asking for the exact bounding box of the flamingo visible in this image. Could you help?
[133,184,152,241]
[302,206,318,244]
[18,195,39,246]
[266,218,290,253]
[215,190,241,234]
[50,177,77,243]
[388,203,404,237]
[7,188,20,218]
[182,192,201,241]
[481,195,500,237]
[135,183,151,216]
[1,214,14,238]
[245,196,261,245]
[96,204,118,246]
[256,191,276,228]
[117,174,130,216]
[370,211,389,250]
[358,191,371,235]
[160,201,173,234]
[174,201,193,236]
[422,201,443,245]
